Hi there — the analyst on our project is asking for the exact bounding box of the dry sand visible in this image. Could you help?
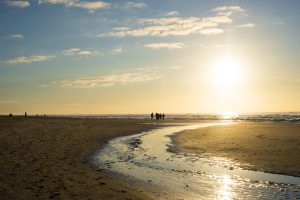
[174,122,300,177]
[0,118,160,200]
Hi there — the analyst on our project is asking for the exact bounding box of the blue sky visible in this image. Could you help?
[1,0,300,114]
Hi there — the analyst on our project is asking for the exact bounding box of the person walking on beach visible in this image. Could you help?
[155,113,159,120]
[162,113,165,120]
[151,112,154,120]
[25,112,27,118]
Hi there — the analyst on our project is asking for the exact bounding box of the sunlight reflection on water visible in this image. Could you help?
[92,123,300,199]
[217,175,235,200]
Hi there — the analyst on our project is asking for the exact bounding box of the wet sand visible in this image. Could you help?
[0,118,160,200]
[174,122,300,177]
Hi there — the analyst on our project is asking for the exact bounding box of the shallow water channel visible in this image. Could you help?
[92,123,300,199]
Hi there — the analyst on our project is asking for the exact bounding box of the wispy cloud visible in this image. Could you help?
[62,48,94,56]
[199,28,224,35]
[8,34,24,39]
[5,47,115,64]
[209,43,229,48]
[72,1,109,10]
[113,47,123,53]
[124,2,146,9]
[165,66,181,69]
[5,0,30,8]
[165,11,179,17]
[98,6,248,37]
[99,15,232,37]
[236,23,255,28]
[144,42,185,49]
[7,55,55,64]
[54,68,162,88]
[38,0,110,10]
[212,6,245,13]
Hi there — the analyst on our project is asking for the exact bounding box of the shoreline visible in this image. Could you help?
[173,122,300,177]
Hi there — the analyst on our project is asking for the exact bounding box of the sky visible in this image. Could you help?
[0,0,300,114]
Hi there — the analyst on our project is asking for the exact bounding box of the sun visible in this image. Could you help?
[212,57,242,87]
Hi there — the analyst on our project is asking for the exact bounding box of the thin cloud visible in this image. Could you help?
[73,1,109,10]
[8,34,24,39]
[165,11,178,17]
[165,66,181,69]
[38,0,110,10]
[5,0,30,8]
[54,69,162,88]
[236,23,255,28]
[209,43,229,48]
[6,48,102,65]
[78,50,93,55]
[7,55,55,64]
[62,48,94,56]
[144,42,185,49]
[212,6,245,13]
[113,48,123,53]
[200,28,224,35]
[97,6,249,37]
[124,2,146,9]
[98,14,232,37]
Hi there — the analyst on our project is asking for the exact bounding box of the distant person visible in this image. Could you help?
[159,113,162,120]
[162,113,165,120]
[155,113,159,120]
[25,112,27,118]
[9,113,12,118]
[151,112,154,120]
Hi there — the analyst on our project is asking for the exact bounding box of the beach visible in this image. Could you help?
[174,122,300,177]
[0,118,159,200]
[1,119,300,200]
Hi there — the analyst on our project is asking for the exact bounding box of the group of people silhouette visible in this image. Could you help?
[151,112,165,120]
[4,112,47,118]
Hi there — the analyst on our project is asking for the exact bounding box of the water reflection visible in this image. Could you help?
[217,175,235,199]
[93,123,300,199]
[220,112,238,120]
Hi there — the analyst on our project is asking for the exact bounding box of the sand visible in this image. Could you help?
[2,119,300,200]
[174,122,300,177]
[0,118,160,200]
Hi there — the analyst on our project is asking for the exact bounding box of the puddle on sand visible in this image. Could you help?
[92,123,300,199]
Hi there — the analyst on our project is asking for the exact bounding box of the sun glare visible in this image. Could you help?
[212,57,242,87]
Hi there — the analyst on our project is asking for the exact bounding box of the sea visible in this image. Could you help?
[50,112,300,123]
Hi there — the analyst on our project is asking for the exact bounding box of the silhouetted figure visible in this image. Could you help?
[25,112,27,118]
[151,112,154,120]
[9,113,12,118]
[162,113,165,120]
[155,113,159,120]
[159,113,162,120]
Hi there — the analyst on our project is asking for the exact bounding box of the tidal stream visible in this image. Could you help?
[92,123,300,199]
